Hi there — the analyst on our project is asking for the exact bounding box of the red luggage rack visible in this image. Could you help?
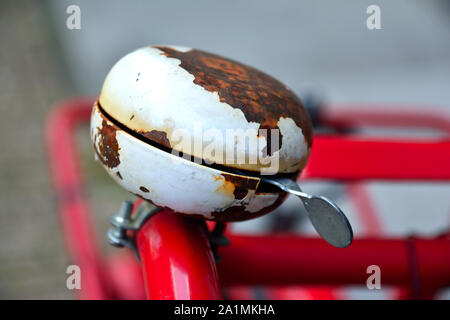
[45,99,450,300]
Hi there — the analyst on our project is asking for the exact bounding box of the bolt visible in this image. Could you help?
[116,201,134,237]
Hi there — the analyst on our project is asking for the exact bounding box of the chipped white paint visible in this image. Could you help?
[99,45,308,173]
[91,104,282,220]
[277,117,309,172]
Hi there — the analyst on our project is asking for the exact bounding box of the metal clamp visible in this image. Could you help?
[107,200,161,260]
[108,200,230,263]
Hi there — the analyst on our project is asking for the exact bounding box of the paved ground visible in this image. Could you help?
[0,1,72,298]
[0,0,449,299]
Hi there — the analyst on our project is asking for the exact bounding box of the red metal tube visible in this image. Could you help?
[137,210,223,300]
[302,135,450,181]
[319,105,450,134]
[218,235,450,292]
[303,105,450,181]
[45,99,110,299]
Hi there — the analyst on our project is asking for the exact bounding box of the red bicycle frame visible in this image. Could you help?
[45,99,450,300]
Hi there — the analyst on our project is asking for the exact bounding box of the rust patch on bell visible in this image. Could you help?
[140,129,171,148]
[140,186,150,193]
[258,125,283,156]
[156,46,313,148]
[95,120,120,168]
[211,192,287,222]
[214,175,235,198]
[214,174,259,200]
[223,173,258,200]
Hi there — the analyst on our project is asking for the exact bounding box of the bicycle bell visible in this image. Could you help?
[91,45,353,248]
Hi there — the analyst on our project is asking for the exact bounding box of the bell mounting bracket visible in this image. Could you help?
[107,201,161,260]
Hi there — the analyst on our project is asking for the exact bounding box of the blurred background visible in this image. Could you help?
[0,0,449,299]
